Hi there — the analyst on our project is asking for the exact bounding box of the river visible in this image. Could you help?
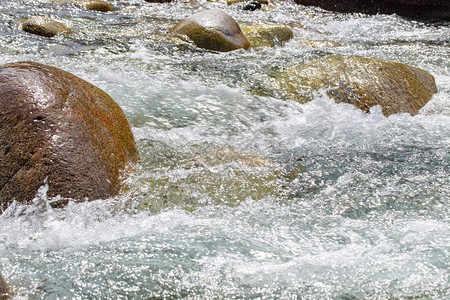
[0,0,449,298]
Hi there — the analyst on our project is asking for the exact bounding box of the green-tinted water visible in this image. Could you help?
[0,0,449,298]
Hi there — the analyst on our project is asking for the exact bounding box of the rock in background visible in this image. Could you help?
[18,16,71,37]
[79,0,113,12]
[294,0,450,20]
[241,24,293,48]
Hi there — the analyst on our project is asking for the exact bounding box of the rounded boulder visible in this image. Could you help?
[0,61,139,212]
[169,9,250,52]
[18,16,72,38]
[276,55,437,116]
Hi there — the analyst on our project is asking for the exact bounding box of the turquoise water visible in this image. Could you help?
[0,0,449,298]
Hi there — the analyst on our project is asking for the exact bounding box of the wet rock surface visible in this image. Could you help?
[0,61,139,213]
[169,9,250,52]
[275,55,437,116]
[79,0,113,12]
[241,24,293,48]
[124,144,279,212]
[18,16,71,37]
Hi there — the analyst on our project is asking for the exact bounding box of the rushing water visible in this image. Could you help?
[1,0,449,298]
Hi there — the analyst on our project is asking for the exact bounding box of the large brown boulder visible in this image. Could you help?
[0,62,139,213]
[18,16,72,38]
[275,55,437,116]
[169,9,250,52]
[295,0,450,20]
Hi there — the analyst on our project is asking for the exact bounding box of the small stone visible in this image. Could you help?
[81,0,113,12]
[18,16,72,37]
[242,1,262,11]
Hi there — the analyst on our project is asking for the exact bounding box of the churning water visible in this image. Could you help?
[0,0,449,298]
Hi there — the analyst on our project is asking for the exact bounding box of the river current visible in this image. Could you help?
[0,0,449,299]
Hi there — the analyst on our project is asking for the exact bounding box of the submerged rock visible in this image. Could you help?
[196,145,271,167]
[80,0,113,12]
[241,24,293,48]
[123,145,279,212]
[169,9,250,52]
[0,61,139,213]
[18,16,71,37]
[296,39,341,48]
[294,0,450,20]
[275,55,437,116]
